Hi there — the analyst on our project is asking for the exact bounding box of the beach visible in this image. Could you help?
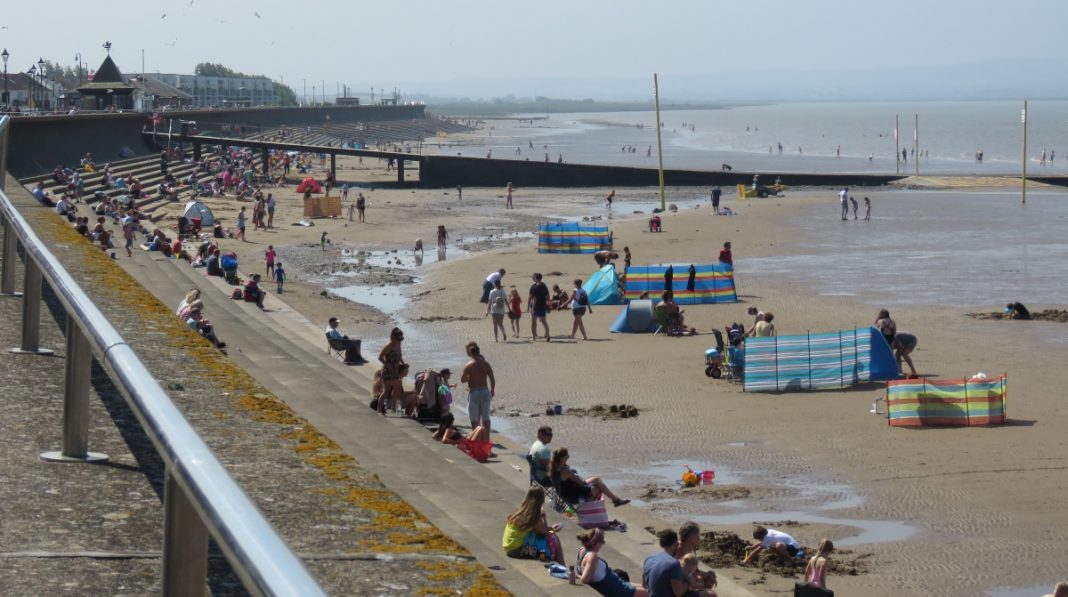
[153,157,1068,596]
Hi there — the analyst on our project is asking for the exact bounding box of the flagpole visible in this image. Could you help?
[1022,100,1028,205]
[653,73,666,211]
[895,114,900,175]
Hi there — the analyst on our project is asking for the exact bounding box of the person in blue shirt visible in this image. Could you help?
[643,529,689,597]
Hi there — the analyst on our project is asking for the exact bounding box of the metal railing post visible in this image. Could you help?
[1,217,21,296]
[41,315,108,463]
[10,258,54,355]
[163,471,209,597]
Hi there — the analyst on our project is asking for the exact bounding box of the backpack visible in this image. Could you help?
[231,289,244,300]
[492,292,506,310]
[577,289,589,306]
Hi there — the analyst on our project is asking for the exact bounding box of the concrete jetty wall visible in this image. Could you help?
[419,154,905,188]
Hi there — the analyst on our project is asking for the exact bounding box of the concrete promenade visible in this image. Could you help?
[1,176,756,596]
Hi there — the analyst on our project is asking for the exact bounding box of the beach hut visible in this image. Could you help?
[537,222,611,253]
[886,375,1007,427]
[182,200,215,226]
[743,327,898,393]
[582,265,623,305]
[622,264,737,305]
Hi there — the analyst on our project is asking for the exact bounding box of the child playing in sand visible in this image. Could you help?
[802,538,834,590]
[508,288,523,337]
[680,553,715,597]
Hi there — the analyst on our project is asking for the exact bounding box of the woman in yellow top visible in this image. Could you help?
[501,487,565,564]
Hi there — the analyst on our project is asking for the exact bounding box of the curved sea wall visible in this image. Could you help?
[5,105,426,178]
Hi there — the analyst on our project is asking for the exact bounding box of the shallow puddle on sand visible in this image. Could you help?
[625,458,742,487]
[456,230,535,246]
[340,247,470,269]
[693,511,917,546]
[329,285,409,314]
[986,583,1056,597]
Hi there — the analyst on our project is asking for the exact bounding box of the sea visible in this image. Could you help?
[431,100,1068,176]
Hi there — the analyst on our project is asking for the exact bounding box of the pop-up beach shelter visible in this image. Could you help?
[537,222,611,253]
[886,375,1007,426]
[582,265,623,305]
[743,327,898,392]
[296,177,322,194]
[622,264,736,305]
[609,300,658,333]
[182,201,215,226]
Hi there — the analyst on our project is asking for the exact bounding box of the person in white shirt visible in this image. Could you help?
[485,279,509,342]
[742,525,801,564]
[528,426,553,486]
[325,317,363,364]
[480,268,505,303]
[839,188,849,220]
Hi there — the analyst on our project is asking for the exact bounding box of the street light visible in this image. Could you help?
[2,48,9,106]
[75,52,82,84]
[28,65,37,109]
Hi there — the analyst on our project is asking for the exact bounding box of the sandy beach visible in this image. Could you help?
[152,156,1068,596]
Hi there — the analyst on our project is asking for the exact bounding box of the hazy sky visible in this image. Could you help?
[3,0,1067,100]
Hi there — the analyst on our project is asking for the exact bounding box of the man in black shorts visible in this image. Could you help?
[528,272,551,341]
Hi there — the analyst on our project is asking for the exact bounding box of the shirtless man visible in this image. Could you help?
[461,341,496,433]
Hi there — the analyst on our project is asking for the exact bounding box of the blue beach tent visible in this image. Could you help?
[582,265,623,305]
[609,300,658,333]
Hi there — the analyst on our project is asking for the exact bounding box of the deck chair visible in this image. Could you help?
[526,454,565,513]
[653,307,683,337]
[326,334,363,364]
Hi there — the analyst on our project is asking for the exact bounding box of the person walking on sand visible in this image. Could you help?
[266,193,276,228]
[850,196,859,220]
[274,262,285,294]
[347,201,355,222]
[563,279,593,340]
[508,288,523,338]
[236,206,247,241]
[356,192,366,223]
[529,273,551,341]
[265,245,276,275]
[839,188,849,220]
[864,197,871,220]
[506,182,514,209]
[320,231,328,251]
[461,341,496,433]
[606,190,615,209]
[711,186,721,214]
[456,185,463,200]
[486,279,509,342]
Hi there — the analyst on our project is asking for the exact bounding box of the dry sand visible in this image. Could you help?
[152,157,1068,596]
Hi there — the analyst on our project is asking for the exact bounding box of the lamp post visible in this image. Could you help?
[28,65,37,109]
[75,52,82,84]
[2,48,9,106]
[37,58,45,109]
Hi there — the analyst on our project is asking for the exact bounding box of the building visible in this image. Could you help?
[2,72,61,110]
[76,54,136,110]
[129,75,194,111]
[151,73,276,108]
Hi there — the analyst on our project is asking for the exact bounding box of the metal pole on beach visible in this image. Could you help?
[653,73,665,211]
[1021,100,1027,205]
[914,114,919,177]
[895,114,900,175]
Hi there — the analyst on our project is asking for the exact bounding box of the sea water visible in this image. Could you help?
[431,100,1068,175]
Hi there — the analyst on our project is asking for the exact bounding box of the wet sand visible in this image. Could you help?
[154,161,1068,596]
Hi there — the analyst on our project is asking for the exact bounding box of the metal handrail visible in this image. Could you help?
[0,113,324,596]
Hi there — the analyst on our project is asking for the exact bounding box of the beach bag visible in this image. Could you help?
[230,289,243,300]
[576,499,610,529]
[794,582,834,597]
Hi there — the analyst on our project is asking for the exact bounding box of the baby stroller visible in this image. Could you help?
[704,329,727,378]
[221,251,239,284]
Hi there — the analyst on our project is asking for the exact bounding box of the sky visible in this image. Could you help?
[3,0,1068,101]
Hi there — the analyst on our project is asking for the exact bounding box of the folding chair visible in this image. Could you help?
[526,454,565,513]
[327,334,346,361]
[653,308,682,337]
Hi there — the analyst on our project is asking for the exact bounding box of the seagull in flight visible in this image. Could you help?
[161,13,167,19]
[254,11,261,19]
[188,0,194,5]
